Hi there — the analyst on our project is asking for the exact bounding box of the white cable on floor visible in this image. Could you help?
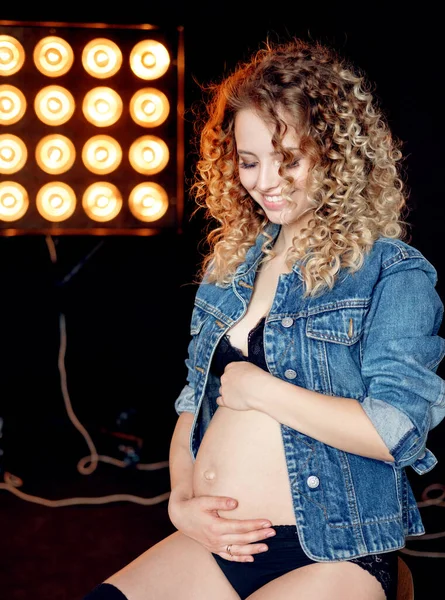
[0,236,170,507]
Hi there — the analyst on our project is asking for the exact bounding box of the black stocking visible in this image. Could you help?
[82,583,129,599]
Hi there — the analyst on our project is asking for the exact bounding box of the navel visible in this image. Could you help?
[203,469,216,481]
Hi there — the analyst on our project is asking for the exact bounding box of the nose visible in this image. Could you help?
[255,161,281,192]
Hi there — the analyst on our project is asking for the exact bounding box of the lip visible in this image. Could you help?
[262,195,287,211]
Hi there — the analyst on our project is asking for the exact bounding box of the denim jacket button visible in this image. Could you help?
[281,317,294,328]
[307,475,320,489]
[284,368,297,379]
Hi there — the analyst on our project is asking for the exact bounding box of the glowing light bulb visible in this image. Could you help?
[128,135,169,175]
[129,88,169,127]
[33,37,74,77]
[96,52,108,66]
[82,135,122,174]
[0,85,26,125]
[82,38,123,78]
[36,182,76,222]
[128,182,168,222]
[0,35,25,76]
[82,182,122,222]
[0,134,27,174]
[36,134,76,174]
[129,40,170,80]
[34,85,75,126]
[96,100,108,113]
[0,181,29,221]
[82,87,123,127]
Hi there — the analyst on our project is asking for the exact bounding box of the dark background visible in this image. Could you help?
[1,3,444,599]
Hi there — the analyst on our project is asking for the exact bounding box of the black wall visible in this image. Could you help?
[1,4,444,497]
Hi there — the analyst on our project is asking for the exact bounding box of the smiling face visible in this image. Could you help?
[234,108,314,237]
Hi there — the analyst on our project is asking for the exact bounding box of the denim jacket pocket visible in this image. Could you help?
[306,302,369,346]
[305,302,369,397]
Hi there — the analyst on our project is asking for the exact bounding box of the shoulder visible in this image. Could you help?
[372,237,428,266]
[365,237,438,285]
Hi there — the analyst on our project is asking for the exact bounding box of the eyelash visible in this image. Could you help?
[239,159,301,170]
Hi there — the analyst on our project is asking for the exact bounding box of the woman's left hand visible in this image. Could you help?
[217,361,273,411]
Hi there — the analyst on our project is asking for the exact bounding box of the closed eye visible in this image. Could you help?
[288,159,301,168]
[238,157,301,170]
[239,160,257,169]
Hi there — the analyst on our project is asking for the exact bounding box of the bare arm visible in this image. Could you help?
[255,376,394,461]
[168,411,195,506]
[218,362,394,462]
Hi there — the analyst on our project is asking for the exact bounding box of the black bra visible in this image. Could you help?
[210,317,269,377]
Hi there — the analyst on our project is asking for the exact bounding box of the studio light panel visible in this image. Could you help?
[0,21,184,235]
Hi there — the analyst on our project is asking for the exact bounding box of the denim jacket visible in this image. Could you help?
[174,224,445,560]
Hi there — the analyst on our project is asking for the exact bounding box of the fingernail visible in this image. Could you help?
[228,499,237,508]
[261,522,272,528]
[265,530,276,537]
[246,557,254,562]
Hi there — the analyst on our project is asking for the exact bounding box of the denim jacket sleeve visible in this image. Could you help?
[174,334,197,415]
[173,269,216,416]
[360,252,445,472]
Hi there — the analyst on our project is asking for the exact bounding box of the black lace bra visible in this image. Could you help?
[210,317,269,377]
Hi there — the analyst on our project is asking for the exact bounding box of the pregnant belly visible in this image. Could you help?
[192,406,296,524]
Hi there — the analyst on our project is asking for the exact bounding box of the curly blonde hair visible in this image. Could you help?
[191,37,408,296]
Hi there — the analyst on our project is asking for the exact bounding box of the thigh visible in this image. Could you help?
[246,561,386,600]
[105,531,241,600]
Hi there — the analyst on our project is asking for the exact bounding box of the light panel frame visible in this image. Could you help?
[0,20,184,236]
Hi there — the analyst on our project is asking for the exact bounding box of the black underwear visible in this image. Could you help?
[212,525,398,599]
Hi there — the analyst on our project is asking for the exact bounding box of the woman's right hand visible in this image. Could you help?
[168,491,276,562]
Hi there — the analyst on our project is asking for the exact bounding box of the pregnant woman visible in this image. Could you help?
[83,36,445,600]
